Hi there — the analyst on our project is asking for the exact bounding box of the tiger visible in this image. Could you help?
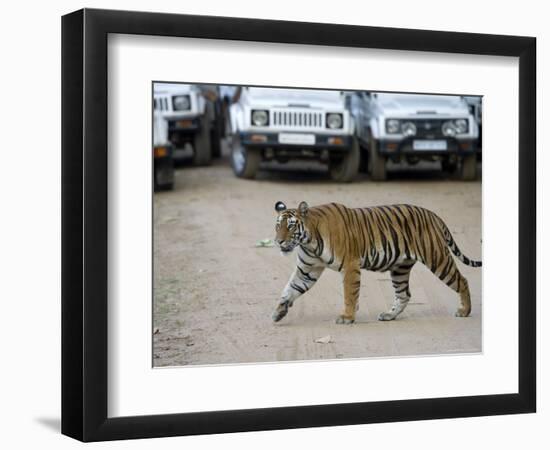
[272,201,481,324]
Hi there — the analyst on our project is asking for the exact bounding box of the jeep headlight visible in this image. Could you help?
[442,119,469,136]
[386,119,400,134]
[401,121,417,137]
[454,119,469,134]
[442,120,457,137]
[251,109,269,126]
[326,113,343,129]
[172,95,191,111]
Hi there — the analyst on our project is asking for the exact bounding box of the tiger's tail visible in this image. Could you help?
[438,219,482,268]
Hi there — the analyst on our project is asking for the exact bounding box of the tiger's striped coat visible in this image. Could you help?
[272,201,481,324]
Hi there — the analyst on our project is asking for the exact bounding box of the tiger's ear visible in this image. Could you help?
[275,201,287,212]
[298,201,309,217]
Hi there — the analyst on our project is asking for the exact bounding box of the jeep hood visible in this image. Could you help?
[246,87,345,109]
[375,93,469,117]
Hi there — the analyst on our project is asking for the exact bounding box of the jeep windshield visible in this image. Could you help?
[247,87,343,106]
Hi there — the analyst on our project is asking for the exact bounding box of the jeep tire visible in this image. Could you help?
[154,179,174,191]
[358,143,369,173]
[231,134,260,179]
[460,154,477,181]
[210,128,222,159]
[442,159,458,173]
[369,135,387,181]
[192,113,212,166]
[210,101,223,158]
[154,168,174,191]
[329,137,360,182]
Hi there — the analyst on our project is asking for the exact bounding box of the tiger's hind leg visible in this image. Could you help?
[378,261,415,321]
[429,253,471,317]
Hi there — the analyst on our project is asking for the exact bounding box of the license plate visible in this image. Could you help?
[278,133,315,145]
[413,140,447,151]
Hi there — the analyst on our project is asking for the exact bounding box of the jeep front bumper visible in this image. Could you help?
[377,137,477,156]
[240,132,352,150]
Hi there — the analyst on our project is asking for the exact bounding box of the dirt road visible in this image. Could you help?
[153,150,482,367]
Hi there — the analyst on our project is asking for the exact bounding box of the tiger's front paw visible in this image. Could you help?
[272,302,289,322]
[335,315,355,325]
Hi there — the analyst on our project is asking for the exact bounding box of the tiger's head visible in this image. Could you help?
[274,201,310,254]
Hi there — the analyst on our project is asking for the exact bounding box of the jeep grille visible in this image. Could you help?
[271,110,325,129]
[410,119,446,138]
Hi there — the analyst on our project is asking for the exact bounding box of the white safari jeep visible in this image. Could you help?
[153,83,219,166]
[229,87,359,182]
[351,92,479,181]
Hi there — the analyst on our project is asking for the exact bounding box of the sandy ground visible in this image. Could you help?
[153,144,482,367]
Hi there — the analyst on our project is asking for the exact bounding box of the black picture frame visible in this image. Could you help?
[61,8,536,442]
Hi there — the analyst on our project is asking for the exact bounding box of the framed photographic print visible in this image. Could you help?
[61,8,536,442]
